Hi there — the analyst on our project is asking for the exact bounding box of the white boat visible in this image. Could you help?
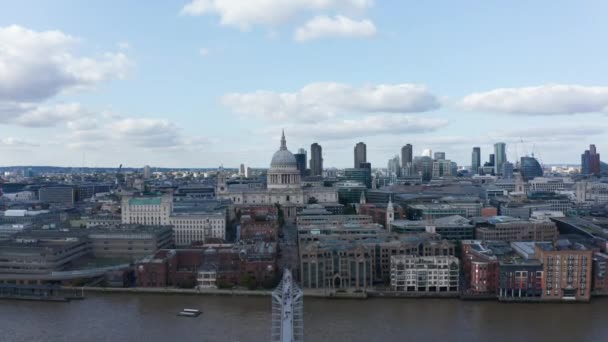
[178,308,201,317]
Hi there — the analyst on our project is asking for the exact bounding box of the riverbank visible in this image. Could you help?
[65,286,341,298]
[64,286,608,302]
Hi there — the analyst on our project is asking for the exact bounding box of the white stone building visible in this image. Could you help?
[121,193,226,245]
[390,255,460,293]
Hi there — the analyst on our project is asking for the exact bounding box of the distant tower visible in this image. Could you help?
[581,144,601,176]
[216,166,228,195]
[401,144,413,167]
[310,143,323,176]
[433,152,446,160]
[386,196,395,231]
[494,142,507,175]
[471,147,481,175]
[294,148,307,177]
[515,172,525,193]
[239,163,245,176]
[143,165,151,179]
[359,191,367,205]
[354,142,367,168]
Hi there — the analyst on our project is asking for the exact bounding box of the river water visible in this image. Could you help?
[1,294,607,341]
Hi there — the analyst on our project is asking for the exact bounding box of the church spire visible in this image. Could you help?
[280,129,287,150]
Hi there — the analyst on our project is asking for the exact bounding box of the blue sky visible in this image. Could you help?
[1,0,607,168]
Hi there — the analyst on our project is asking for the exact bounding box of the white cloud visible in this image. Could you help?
[199,47,210,56]
[118,42,131,50]
[460,84,608,115]
[222,82,440,122]
[0,25,131,103]
[180,0,373,29]
[0,102,94,127]
[14,103,94,127]
[0,137,39,148]
[294,15,376,41]
[274,114,448,140]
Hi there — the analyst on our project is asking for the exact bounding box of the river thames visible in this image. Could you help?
[1,294,607,341]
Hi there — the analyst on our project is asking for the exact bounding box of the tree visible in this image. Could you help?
[275,203,285,228]
[240,274,257,290]
[343,204,356,215]
[217,277,234,289]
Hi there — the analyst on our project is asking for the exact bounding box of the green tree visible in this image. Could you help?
[275,203,285,228]
[343,204,356,215]
[240,274,257,290]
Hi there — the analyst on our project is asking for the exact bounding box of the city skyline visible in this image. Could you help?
[1,1,608,168]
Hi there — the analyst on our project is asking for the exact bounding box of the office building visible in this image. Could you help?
[401,144,413,167]
[239,164,245,176]
[143,165,151,179]
[474,216,558,242]
[581,144,601,176]
[391,215,474,241]
[121,193,227,244]
[407,204,467,220]
[536,242,593,301]
[0,232,91,274]
[413,156,433,181]
[520,156,543,181]
[387,155,401,177]
[494,142,507,175]
[390,255,459,293]
[502,162,514,179]
[354,142,367,168]
[434,152,446,160]
[344,167,372,189]
[432,159,454,179]
[38,186,75,208]
[310,143,323,176]
[294,148,307,177]
[88,225,174,260]
[471,147,481,175]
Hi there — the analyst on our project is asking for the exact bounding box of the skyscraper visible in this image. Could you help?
[401,144,413,167]
[310,143,323,176]
[471,147,481,175]
[494,142,507,176]
[294,148,307,177]
[354,142,367,168]
[520,156,543,181]
[387,155,401,177]
[143,165,151,179]
[433,152,446,160]
[581,144,601,176]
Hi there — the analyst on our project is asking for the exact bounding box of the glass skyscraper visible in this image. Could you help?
[494,142,507,176]
[471,147,481,174]
[520,156,543,181]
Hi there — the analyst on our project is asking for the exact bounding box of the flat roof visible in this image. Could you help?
[129,197,162,205]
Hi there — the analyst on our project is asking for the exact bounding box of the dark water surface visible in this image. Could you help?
[0,294,607,341]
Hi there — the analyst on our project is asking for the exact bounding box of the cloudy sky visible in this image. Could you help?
[1,1,607,168]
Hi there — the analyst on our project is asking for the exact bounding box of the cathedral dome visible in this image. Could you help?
[271,150,297,169]
[270,130,297,169]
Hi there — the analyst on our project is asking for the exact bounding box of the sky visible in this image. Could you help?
[0,0,607,169]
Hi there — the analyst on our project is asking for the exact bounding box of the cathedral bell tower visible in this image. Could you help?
[386,196,395,231]
[216,166,228,196]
